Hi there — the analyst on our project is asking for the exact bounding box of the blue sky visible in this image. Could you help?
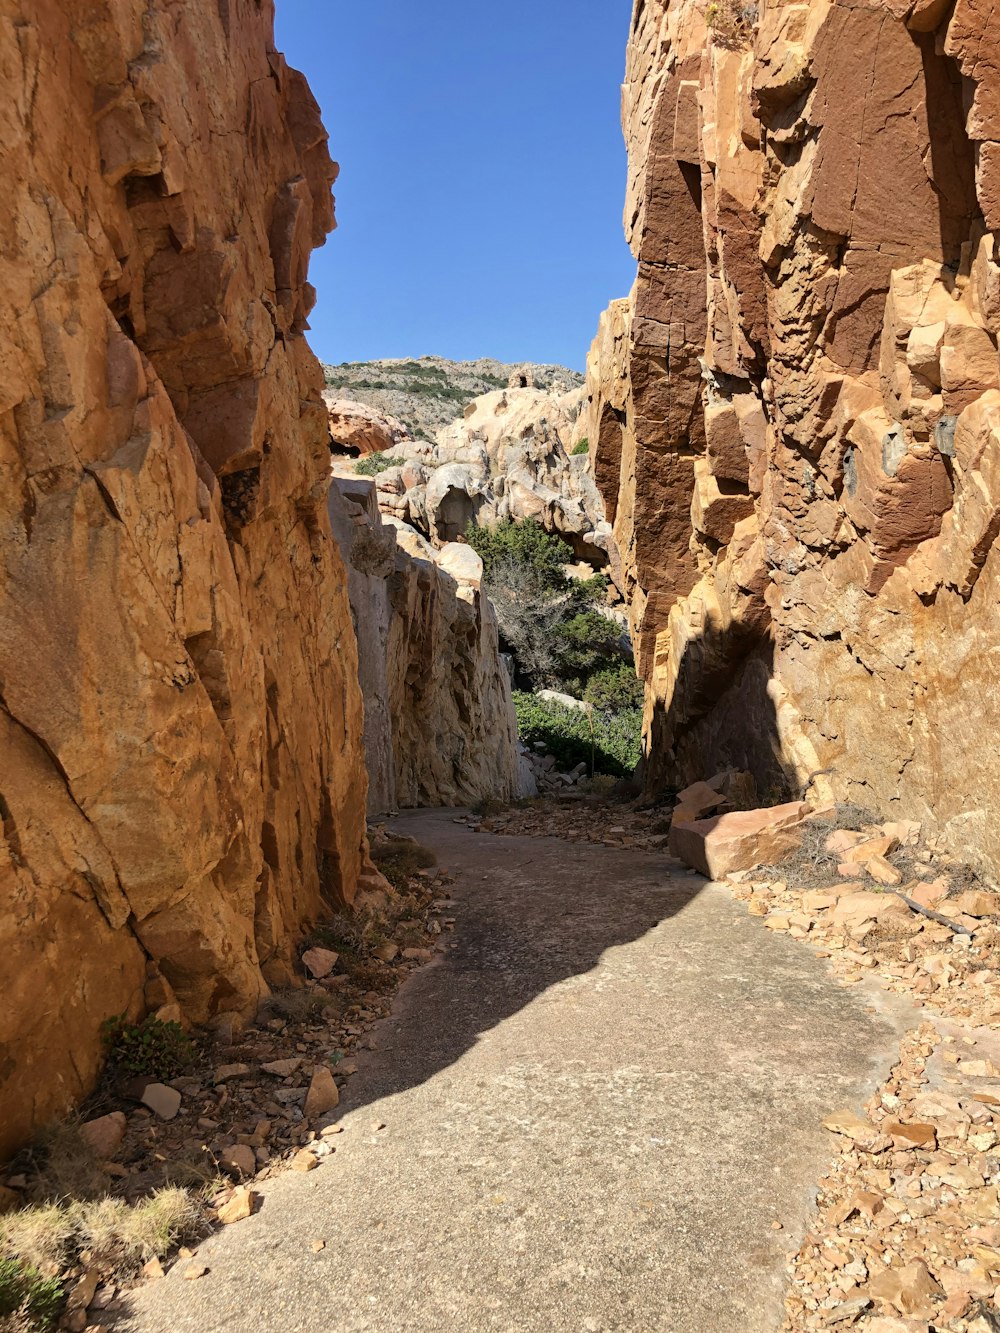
[273,0,637,372]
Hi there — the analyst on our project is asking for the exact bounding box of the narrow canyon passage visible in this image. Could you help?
[125,812,913,1333]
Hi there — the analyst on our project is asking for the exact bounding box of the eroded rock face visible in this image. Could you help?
[348,385,612,562]
[325,397,414,456]
[330,478,521,811]
[588,0,1000,876]
[0,1,368,1155]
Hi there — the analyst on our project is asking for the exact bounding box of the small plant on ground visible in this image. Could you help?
[0,1188,206,1303]
[354,452,404,476]
[369,837,437,892]
[571,438,589,456]
[100,1014,197,1081]
[0,1258,63,1332]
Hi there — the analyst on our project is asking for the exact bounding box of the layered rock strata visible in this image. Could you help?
[0,1,368,1155]
[330,477,523,811]
[588,0,1000,875]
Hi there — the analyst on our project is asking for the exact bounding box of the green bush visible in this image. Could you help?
[354,452,404,476]
[571,438,589,456]
[100,1014,197,1081]
[0,1258,63,1331]
[584,662,644,714]
[465,519,572,592]
[513,692,641,778]
[554,612,623,687]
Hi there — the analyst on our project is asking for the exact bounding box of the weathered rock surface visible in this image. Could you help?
[338,385,611,562]
[325,397,413,456]
[0,2,368,1155]
[330,477,522,811]
[587,0,1000,876]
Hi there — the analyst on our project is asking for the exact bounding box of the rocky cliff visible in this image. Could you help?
[0,0,370,1155]
[330,478,524,812]
[588,0,1000,875]
[353,384,612,562]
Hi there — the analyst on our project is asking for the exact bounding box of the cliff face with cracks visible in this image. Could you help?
[0,0,370,1156]
[330,477,523,815]
[588,0,1000,874]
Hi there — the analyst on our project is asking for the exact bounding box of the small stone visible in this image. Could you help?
[220,1144,257,1178]
[143,1257,165,1280]
[79,1112,127,1159]
[884,1120,936,1149]
[373,943,399,962]
[310,1240,326,1253]
[302,948,339,979]
[183,1264,209,1281]
[303,1067,340,1119]
[66,1270,100,1312]
[952,890,1000,917]
[866,854,903,886]
[214,1063,250,1082]
[401,948,433,961]
[320,1124,344,1137]
[291,1150,319,1172]
[960,1058,1000,1077]
[261,1059,301,1077]
[139,1083,182,1121]
[217,1186,256,1224]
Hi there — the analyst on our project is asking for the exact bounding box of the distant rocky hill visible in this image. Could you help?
[323,356,584,441]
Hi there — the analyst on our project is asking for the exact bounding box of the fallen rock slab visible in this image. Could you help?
[668,802,812,878]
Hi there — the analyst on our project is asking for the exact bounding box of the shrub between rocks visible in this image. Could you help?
[354,451,404,476]
[513,692,642,778]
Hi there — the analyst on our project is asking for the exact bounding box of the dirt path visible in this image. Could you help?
[125,810,915,1332]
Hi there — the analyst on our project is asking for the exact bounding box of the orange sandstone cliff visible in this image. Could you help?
[0,0,368,1155]
[588,0,1000,877]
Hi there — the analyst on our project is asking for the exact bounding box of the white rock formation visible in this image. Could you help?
[329,477,526,811]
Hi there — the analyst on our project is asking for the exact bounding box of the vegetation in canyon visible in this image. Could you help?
[465,518,641,775]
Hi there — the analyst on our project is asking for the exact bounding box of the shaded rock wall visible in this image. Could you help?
[0,0,368,1155]
[588,0,1000,875]
[330,478,522,812]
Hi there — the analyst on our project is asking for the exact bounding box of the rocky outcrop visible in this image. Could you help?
[323,356,584,442]
[330,478,523,811]
[0,1,370,1155]
[358,385,612,561]
[325,397,414,456]
[588,0,1000,876]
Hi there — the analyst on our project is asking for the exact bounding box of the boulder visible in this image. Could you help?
[668,803,812,878]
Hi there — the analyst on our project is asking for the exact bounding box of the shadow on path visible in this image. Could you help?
[335,809,704,1122]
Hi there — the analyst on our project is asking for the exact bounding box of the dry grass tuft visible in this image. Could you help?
[369,837,437,892]
[705,0,759,48]
[0,1188,207,1281]
[25,1122,106,1206]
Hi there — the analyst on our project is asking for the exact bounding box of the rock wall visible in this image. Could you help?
[0,0,369,1156]
[588,0,1000,875]
[330,478,523,812]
